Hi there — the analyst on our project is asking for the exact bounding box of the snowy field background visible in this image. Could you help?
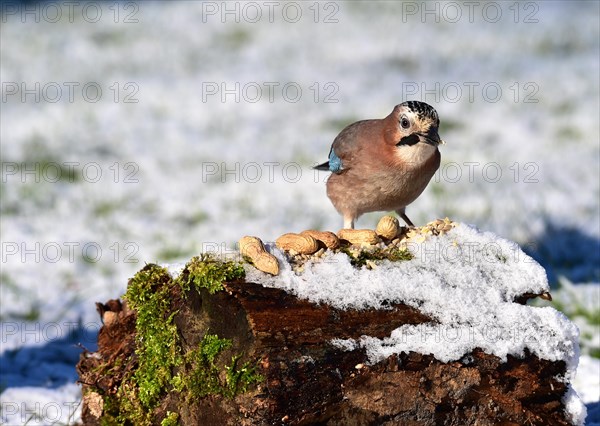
[1,1,598,424]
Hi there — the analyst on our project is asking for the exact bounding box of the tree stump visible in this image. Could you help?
[77,265,576,426]
[77,223,584,425]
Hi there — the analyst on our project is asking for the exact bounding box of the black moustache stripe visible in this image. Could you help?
[396,134,420,146]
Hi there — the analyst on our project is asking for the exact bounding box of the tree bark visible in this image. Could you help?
[77,278,573,426]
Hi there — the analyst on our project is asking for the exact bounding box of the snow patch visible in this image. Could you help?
[248,224,577,367]
[572,355,600,404]
[564,386,587,426]
[163,262,186,279]
[0,383,82,426]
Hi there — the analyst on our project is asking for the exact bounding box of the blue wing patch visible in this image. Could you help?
[328,149,343,173]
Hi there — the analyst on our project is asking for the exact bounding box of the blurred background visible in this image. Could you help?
[1,1,598,424]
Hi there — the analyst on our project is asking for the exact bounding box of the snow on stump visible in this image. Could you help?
[76,223,586,425]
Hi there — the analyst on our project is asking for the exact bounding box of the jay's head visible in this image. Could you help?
[386,101,444,148]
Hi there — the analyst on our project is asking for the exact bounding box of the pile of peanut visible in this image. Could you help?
[239,216,456,276]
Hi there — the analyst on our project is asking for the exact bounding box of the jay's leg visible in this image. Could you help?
[396,208,415,228]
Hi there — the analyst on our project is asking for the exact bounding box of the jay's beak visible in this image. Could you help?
[418,131,444,146]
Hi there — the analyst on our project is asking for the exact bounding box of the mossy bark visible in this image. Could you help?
[77,260,573,426]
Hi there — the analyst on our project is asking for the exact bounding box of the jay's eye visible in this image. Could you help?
[400,117,410,129]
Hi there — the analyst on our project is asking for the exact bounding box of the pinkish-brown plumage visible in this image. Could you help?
[315,101,443,229]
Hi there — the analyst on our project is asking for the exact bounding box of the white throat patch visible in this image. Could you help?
[395,143,437,166]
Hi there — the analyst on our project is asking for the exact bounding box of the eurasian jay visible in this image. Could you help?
[315,101,443,229]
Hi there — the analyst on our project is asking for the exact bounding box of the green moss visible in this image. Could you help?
[99,389,131,426]
[341,246,413,268]
[125,264,179,409]
[181,253,245,294]
[184,334,233,397]
[224,355,263,398]
[160,412,179,426]
[177,334,262,400]
[98,255,259,425]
